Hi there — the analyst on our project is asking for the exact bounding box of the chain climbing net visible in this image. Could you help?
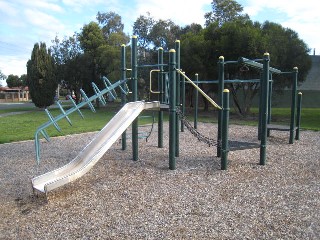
[176,107,221,147]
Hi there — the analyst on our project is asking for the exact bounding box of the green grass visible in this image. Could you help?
[0,108,116,144]
[0,107,35,114]
[0,105,318,144]
[250,108,320,131]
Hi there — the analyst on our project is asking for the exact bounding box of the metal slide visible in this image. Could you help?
[32,101,160,194]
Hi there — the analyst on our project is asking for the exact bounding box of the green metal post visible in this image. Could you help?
[131,36,139,161]
[260,53,270,166]
[169,49,176,170]
[221,89,230,170]
[194,73,199,129]
[267,74,273,137]
[258,73,263,140]
[217,56,225,157]
[158,47,164,148]
[121,44,127,150]
[175,40,180,157]
[181,71,185,132]
[289,67,298,144]
[295,92,302,140]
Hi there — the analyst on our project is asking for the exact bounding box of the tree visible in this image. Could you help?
[78,22,105,55]
[78,22,106,97]
[133,12,155,49]
[0,70,6,81]
[97,11,125,39]
[204,0,249,27]
[96,11,130,81]
[261,21,311,89]
[149,19,181,50]
[19,74,28,87]
[27,42,57,108]
[180,29,216,109]
[133,13,181,51]
[201,19,311,116]
[50,34,86,103]
[6,74,21,88]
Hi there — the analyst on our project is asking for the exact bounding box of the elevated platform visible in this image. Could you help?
[267,124,297,131]
[159,104,170,111]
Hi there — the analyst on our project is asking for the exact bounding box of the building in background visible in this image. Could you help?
[0,86,29,102]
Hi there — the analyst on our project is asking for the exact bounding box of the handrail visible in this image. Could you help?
[176,69,222,110]
[149,69,161,93]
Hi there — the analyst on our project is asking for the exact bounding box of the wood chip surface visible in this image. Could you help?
[0,123,319,239]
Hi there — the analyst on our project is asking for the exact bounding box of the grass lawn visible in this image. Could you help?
[251,107,320,131]
[0,103,318,144]
[0,107,115,144]
[0,104,163,144]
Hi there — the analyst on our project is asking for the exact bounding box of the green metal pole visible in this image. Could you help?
[258,73,263,140]
[267,74,273,137]
[217,56,225,157]
[121,44,127,150]
[175,40,180,157]
[131,36,139,161]
[221,89,230,170]
[158,47,164,148]
[181,71,185,132]
[295,92,302,140]
[289,67,298,144]
[169,49,176,170]
[194,73,199,129]
[260,53,270,166]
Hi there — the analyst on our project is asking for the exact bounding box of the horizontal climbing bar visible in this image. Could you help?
[137,64,168,68]
[191,79,262,84]
[238,57,282,74]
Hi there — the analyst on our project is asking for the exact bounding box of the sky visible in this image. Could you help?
[0,0,319,86]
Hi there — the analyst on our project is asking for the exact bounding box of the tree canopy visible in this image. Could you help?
[205,0,249,27]
[6,74,21,88]
[23,1,311,114]
[27,42,57,108]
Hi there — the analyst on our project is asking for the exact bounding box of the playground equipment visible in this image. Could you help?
[34,77,130,164]
[32,101,159,194]
[190,54,302,168]
[31,35,303,194]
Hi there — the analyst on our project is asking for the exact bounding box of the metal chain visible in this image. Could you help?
[176,108,220,147]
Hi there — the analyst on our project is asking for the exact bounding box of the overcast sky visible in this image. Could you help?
[0,0,319,86]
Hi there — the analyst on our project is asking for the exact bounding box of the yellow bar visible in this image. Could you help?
[149,69,161,93]
[176,69,222,110]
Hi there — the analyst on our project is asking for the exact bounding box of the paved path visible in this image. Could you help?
[0,111,34,118]
[0,102,35,110]
[0,102,36,117]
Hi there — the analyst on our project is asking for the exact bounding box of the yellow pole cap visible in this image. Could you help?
[223,89,229,93]
[158,47,163,50]
[264,52,270,56]
[175,40,180,43]
[132,35,137,38]
[219,56,224,60]
[169,49,176,53]
[121,44,126,47]
[195,73,198,76]
[298,92,303,95]
[293,66,298,70]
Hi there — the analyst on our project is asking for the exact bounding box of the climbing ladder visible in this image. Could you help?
[34,76,130,164]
